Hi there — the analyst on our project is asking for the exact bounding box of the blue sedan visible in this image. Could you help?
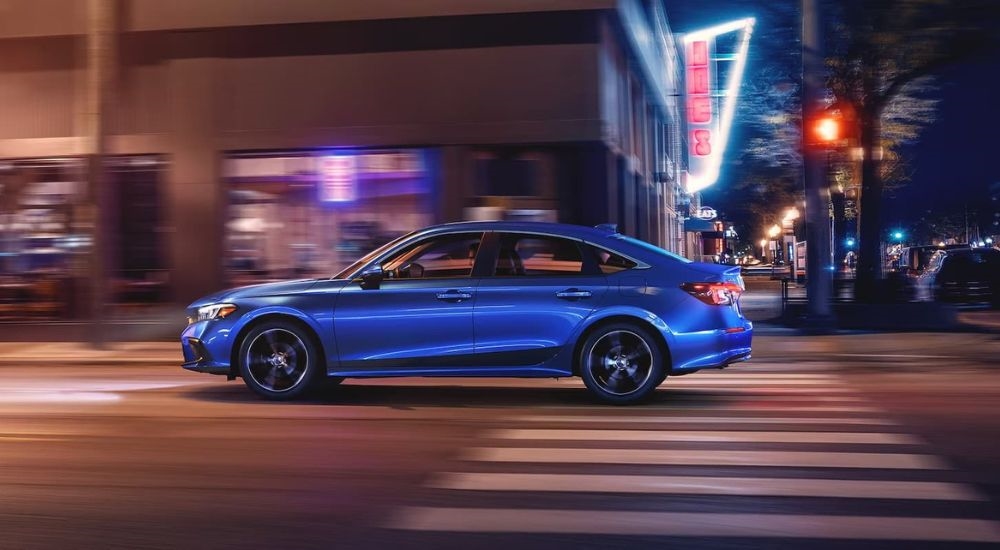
[181,222,752,404]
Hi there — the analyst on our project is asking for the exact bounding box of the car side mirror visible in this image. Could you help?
[358,267,384,290]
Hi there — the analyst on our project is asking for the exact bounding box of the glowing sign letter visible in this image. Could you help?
[689,96,712,123]
[693,130,712,156]
[689,40,709,66]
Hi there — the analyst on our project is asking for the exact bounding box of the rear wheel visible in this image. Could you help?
[238,321,322,400]
[578,323,665,405]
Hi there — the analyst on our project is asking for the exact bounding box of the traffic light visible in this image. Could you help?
[814,116,839,143]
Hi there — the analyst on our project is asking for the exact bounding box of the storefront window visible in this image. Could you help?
[224,149,435,285]
[0,158,84,319]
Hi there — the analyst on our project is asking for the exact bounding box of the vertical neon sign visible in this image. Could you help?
[682,18,755,194]
[320,155,357,203]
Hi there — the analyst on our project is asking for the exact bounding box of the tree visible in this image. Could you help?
[825,0,999,301]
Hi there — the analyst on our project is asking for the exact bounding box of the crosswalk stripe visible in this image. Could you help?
[460,447,948,469]
[661,379,855,393]
[427,472,985,501]
[485,429,921,445]
[511,415,897,425]
[675,376,841,380]
[532,405,885,413]
[388,508,1000,542]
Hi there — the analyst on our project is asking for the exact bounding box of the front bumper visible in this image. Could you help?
[181,321,233,375]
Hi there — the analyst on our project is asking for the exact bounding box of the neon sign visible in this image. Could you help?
[319,155,357,203]
[683,18,755,194]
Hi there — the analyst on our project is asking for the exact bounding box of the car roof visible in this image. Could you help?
[420,221,618,240]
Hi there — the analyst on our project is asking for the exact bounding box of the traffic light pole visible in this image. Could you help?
[802,0,834,331]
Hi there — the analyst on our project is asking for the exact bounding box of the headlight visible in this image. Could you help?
[192,303,237,323]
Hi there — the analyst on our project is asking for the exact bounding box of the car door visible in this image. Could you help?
[333,232,483,373]
[473,232,608,367]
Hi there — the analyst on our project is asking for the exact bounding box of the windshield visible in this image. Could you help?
[333,230,417,279]
[611,234,692,263]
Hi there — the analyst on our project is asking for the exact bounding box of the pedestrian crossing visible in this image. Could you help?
[384,362,1000,545]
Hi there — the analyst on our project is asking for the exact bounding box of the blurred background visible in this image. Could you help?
[2,0,998,327]
[0,0,706,325]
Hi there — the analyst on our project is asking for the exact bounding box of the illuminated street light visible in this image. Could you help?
[768,224,781,239]
[892,231,903,241]
[846,238,855,248]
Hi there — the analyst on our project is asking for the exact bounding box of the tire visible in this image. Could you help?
[578,323,665,405]
[237,320,323,400]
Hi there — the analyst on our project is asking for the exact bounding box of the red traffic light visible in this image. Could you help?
[813,117,839,142]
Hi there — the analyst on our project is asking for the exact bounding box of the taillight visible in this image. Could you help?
[681,282,743,306]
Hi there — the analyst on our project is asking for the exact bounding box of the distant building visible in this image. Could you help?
[0,0,693,309]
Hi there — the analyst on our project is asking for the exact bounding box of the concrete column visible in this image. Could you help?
[83,0,116,343]
[165,58,224,303]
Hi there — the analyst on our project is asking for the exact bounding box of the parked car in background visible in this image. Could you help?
[912,247,1000,307]
[181,222,753,404]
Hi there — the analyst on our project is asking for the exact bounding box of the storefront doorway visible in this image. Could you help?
[224,149,436,285]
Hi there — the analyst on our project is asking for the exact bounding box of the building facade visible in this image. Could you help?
[0,0,688,312]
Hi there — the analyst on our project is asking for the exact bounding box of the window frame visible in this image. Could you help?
[376,231,486,281]
[480,231,603,278]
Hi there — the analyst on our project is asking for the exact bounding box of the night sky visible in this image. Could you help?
[891,60,1000,233]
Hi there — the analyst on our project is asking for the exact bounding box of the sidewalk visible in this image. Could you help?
[0,341,180,365]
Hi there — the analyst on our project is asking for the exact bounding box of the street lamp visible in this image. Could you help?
[846,237,855,248]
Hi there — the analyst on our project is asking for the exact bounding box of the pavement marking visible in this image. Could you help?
[0,392,121,403]
[673,374,842,379]
[459,447,948,470]
[387,508,1000,542]
[667,377,854,391]
[511,415,898,425]
[485,429,922,445]
[427,472,985,501]
[831,354,959,360]
[531,405,886,413]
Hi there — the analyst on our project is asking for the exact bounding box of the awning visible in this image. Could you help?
[684,218,717,232]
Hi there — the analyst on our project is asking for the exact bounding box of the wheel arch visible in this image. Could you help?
[229,313,328,377]
[570,314,672,377]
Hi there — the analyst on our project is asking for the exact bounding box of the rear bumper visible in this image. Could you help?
[669,322,753,375]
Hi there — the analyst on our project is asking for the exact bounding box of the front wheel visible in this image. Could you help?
[578,323,665,405]
[238,321,322,400]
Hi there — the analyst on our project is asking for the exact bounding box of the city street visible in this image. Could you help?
[2,333,1000,549]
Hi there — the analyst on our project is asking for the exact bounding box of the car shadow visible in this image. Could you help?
[183,380,734,409]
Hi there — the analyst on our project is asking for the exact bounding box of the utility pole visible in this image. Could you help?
[802,0,834,331]
[85,0,116,347]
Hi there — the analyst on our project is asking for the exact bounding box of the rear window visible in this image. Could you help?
[610,234,692,264]
[590,246,638,274]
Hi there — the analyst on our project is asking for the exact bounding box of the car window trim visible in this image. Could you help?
[582,240,651,270]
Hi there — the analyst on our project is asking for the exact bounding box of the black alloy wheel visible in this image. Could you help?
[238,320,322,400]
[578,323,665,405]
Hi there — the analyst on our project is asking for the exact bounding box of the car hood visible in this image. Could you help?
[187,278,330,308]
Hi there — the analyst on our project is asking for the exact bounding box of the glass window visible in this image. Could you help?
[495,234,584,276]
[591,246,638,274]
[382,233,482,279]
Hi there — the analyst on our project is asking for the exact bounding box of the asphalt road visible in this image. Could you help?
[2,334,1000,549]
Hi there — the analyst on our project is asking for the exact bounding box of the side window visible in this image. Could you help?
[495,234,585,276]
[382,233,482,279]
[591,246,638,274]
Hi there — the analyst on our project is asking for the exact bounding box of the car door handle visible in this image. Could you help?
[436,290,473,302]
[556,289,592,299]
